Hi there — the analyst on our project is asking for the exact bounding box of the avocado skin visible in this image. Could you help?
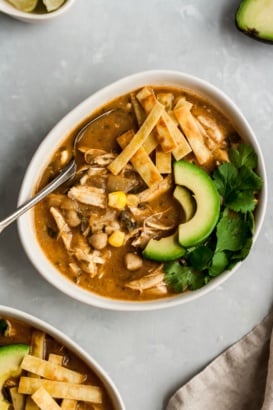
[235,0,273,44]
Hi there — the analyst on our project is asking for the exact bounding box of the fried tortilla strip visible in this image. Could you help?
[174,105,214,166]
[48,354,63,366]
[138,175,172,203]
[108,101,164,175]
[21,355,85,384]
[142,132,158,155]
[117,130,162,187]
[137,87,191,158]
[31,331,45,359]
[25,398,38,410]
[26,330,46,410]
[155,148,172,174]
[130,92,145,126]
[19,378,102,404]
[162,112,192,160]
[48,355,78,410]
[130,93,158,153]
[32,387,61,410]
[61,399,78,410]
[157,92,174,111]
[174,96,193,111]
[136,87,177,152]
[10,387,25,410]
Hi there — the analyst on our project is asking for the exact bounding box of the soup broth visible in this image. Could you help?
[34,86,261,301]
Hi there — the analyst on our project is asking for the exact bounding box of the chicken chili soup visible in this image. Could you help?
[0,316,114,409]
[34,86,263,301]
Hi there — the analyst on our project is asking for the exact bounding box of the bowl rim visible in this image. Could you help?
[0,0,75,21]
[17,69,268,311]
[0,304,125,409]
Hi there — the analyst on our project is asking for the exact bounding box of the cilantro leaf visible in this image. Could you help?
[164,261,204,292]
[209,251,229,277]
[226,190,257,213]
[230,237,252,261]
[216,211,249,252]
[213,151,262,214]
[187,246,214,271]
[236,165,263,191]
[213,162,238,199]
[229,144,258,169]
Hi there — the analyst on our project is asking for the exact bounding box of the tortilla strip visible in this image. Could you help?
[138,175,173,203]
[31,387,61,410]
[25,399,38,410]
[174,105,214,166]
[137,87,191,157]
[19,378,102,404]
[108,101,164,175]
[117,130,162,187]
[10,387,25,410]
[155,148,172,174]
[142,132,158,154]
[31,331,45,359]
[162,111,192,160]
[48,355,78,410]
[61,399,78,410]
[130,92,145,126]
[174,96,193,111]
[155,115,178,152]
[26,331,46,410]
[21,355,85,384]
[157,92,174,111]
[136,87,177,152]
[48,354,63,366]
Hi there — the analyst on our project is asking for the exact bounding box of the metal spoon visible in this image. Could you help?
[0,109,115,234]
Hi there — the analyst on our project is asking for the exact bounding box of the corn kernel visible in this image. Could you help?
[108,230,125,247]
[108,191,127,210]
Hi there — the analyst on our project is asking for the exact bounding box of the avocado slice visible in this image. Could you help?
[143,233,185,262]
[0,344,29,409]
[173,185,195,222]
[174,160,220,247]
[235,0,273,43]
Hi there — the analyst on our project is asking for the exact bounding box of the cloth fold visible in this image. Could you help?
[167,312,273,410]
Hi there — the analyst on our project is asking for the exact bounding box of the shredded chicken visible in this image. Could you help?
[197,115,224,143]
[68,186,106,208]
[50,207,72,250]
[125,267,164,293]
[137,175,172,203]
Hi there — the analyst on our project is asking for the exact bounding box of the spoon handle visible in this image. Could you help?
[0,160,77,234]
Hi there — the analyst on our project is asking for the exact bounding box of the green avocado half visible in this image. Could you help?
[174,160,220,248]
[236,0,273,43]
[0,344,29,409]
[142,233,185,262]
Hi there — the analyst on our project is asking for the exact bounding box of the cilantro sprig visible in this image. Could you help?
[164,143,263,293]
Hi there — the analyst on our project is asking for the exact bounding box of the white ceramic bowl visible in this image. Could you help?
[0,304,125,409]
[0,0,75,23]
[18,70,268,311]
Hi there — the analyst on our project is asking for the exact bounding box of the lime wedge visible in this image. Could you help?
[7,0,38,12]
[42,0,65,12]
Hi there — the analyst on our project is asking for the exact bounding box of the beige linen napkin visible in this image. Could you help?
[167,312,273,410]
